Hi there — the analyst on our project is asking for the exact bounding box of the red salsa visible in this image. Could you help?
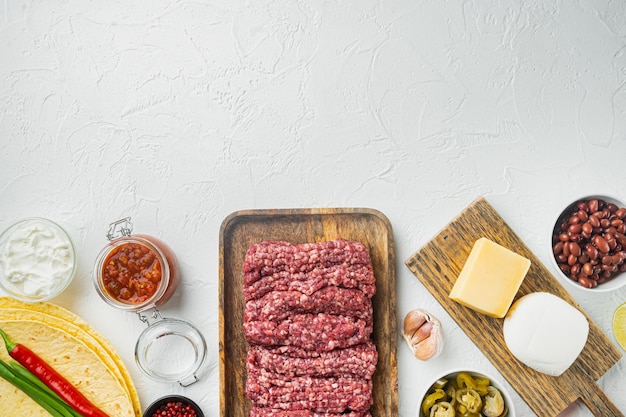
[102,242,162,304]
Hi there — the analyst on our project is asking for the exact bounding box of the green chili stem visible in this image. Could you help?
[0,328,17,352]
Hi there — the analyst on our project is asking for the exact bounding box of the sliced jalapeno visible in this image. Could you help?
[433,378,448,390]
[422,388,446,416]
[482,386,505,417]
[429,401,454,417]
[455,388,482,414]
[443,385,456,406]
[423,374,508,417]
[473,375,490,396]
[456,372,476,390]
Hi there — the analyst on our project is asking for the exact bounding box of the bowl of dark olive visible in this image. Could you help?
[417,368,514,417]
[143,395,204,417]
[551,195,626,292]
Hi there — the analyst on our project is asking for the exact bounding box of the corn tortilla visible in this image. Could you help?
[0,311,131,401]
[0,298,140,416]
[0,320,135,417]
[0,297,141,415]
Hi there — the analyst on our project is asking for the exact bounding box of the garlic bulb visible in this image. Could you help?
[403,308,444,360]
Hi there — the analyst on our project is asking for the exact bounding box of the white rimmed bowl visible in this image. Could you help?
[550,195,626,292]
[416,368,515,417]
[0,217,76,302]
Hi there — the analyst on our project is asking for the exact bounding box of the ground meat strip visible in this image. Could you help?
[245,369,373,412]
[243,313,372,351]
[242,239,377,416]
[248,408,372,417]
[246,342,377,379]
[244,286,373,323]
[243,239,373,287]
[243,264,375,302]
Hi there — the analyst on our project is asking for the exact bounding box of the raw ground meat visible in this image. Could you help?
[243,239,373,286]
[243,313,372,351]
[248,408,372,417]
[244,286,373,323]
[246,342,377,379]
[242,239,377,417]
[243,263,375,301]
[245,368,373,412]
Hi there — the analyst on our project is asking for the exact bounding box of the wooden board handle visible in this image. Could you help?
[579,382,624,417]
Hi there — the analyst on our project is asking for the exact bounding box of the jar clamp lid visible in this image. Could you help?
[95,217,207,386]
[135,314,207,387]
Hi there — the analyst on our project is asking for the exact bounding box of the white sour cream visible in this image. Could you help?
[0,219,75,299]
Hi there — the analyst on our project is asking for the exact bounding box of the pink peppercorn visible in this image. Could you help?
[151,401,197,417]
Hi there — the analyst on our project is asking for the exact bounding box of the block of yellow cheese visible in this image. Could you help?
[449,237,531,318]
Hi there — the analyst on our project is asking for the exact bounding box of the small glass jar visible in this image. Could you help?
[93,231,180,312]
[93,218,206,386]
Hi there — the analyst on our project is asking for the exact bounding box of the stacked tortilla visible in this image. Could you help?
[0,297,140,417]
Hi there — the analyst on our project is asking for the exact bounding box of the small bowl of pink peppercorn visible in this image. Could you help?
[551,195,626,292]
[143,395,204,417]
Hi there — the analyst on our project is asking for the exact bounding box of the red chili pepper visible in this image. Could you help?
[0,328,110,417]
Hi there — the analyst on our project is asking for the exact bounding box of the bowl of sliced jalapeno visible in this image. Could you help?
[417,368,515,417]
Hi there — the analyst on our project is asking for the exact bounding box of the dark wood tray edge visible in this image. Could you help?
[218,207,398,417]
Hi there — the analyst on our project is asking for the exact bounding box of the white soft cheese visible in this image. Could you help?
[503,292,588,376]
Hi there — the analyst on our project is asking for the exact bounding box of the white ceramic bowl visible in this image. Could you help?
[550,195,626,292]
[0,218,76,302]
[416,368,515,417]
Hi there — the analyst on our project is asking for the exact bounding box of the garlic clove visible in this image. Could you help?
[403,308,444,361]
[411,320,433,344]
[404,309,427,336]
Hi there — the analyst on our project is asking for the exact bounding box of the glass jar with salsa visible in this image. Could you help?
[93,218,206,386]
[93,218,180,312]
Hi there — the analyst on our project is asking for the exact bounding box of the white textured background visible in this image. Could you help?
[1,0,626,416]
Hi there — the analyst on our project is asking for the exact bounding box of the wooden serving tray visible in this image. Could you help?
[219,208,398,417]
[405,197,623,417]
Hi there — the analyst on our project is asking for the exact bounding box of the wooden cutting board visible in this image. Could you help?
[405,197,623,417]
[218,208,398,417]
